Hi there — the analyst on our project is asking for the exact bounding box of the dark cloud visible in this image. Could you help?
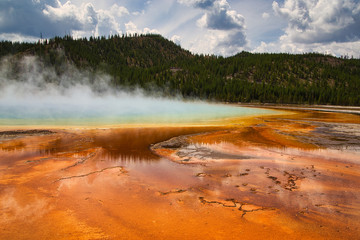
[177,0,215,9]
[0,0,128,40]
[199,6,245,30]
[212,30,247,56]
[194,0,215,9]
[217,30,247,48]
[0,0,58,38]
[181,0,246,31]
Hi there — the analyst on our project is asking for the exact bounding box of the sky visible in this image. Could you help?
[0,0,359,57]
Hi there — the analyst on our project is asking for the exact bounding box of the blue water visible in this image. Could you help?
[0,97,275,126]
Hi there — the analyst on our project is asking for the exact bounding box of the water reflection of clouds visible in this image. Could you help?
[0,188,50,224]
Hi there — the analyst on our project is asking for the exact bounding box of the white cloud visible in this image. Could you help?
[0,0,130,40]
[132,11,145,16]
[171,35,181,45]
[143,27,160,34]
[43,2,130,37]
[187,29,247,56]
[125,21,138,35]
[125,21,159,35]
[262,12,270,19]
[253,38,360,58]
[70,30,89,39]
[0,33,39,43]
[43,2,97,30]
[273,0,360,44]
[1,0,358,57]
[262,0,360,57]
[178,0,247,55]
[191,0,245,30]
[109,4,130,18]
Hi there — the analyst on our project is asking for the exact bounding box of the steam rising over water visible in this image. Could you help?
[0,56,273,126]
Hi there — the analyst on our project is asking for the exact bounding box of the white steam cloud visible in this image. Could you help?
[0,55,270,126]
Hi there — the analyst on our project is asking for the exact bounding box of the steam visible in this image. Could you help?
[0,55,271,126]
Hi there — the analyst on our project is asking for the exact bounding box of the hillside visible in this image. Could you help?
[1,34,359,105]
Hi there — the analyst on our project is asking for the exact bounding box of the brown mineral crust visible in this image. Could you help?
[1,109,360,239]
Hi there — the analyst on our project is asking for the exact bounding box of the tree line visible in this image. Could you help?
[1,34,359,106]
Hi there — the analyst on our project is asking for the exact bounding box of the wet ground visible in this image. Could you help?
[0,108,359,239]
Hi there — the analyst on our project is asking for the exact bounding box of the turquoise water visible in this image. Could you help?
[0,98,275,126]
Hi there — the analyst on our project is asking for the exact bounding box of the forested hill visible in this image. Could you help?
[1,34,359,106]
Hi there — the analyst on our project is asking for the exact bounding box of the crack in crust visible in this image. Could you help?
[54,166,126,183]
[61,150,99,171]
[158,189,187,196]
[199,197,276,217]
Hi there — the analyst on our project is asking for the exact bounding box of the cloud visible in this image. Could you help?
[258,0,360,57]
[171,35,181,45]
[178,0,247,55]
[1,0,358,57]
[125,21,139,35]
[0,0,54,38]
[262,12,270,19]
[125,21,159,35]
[196,1,245,30]
[132,11,145,16]
[109,4,130,18]
[273,0,360,44]
[183,0,245,31]
[253,38,360,58]
[178,0,215,9]
[0,0,130,40]
[0,33,39,43]
[186,29,246,56]
[43,1,130,37]
[43,2,98,33]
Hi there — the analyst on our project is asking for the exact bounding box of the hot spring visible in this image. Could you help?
[0,94,275,126]
[0,56,276,126]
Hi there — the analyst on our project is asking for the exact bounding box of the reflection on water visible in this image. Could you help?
[0,126,223,163]
[98,151,157,163]
[0,140,26,152]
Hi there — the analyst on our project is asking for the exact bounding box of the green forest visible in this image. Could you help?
[1,34,359,105]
